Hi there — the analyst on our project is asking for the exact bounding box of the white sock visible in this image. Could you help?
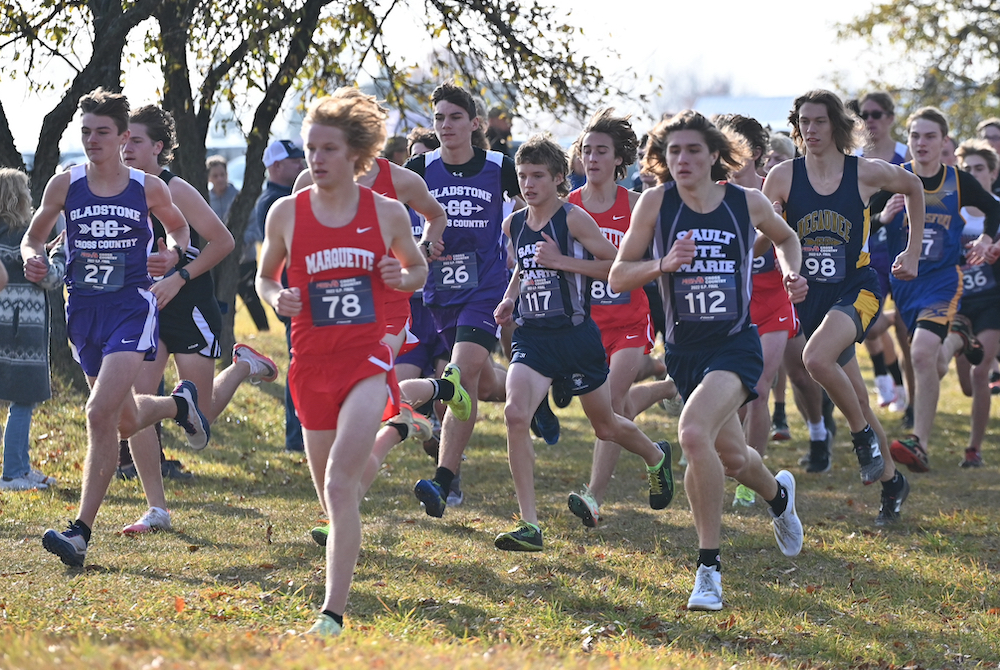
[807,420,827,441]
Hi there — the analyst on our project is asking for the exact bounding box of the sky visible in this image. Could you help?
[1,0,888,154]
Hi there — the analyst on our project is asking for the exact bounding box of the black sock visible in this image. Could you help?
[887,361,903,385]
[697,549,720,571]
[850,424,872,443]
[173,395,188,425]
[321,610,344,627]
[118,439,133,467]
[429,379,455,402]
[772,402,786,424]
[871,352,887,376]
[434,467,455,493]
[73,519,92,544]
[387,421,409,442]
[767,483,788,517]
[882,471,904,496]
[415,399,435,417]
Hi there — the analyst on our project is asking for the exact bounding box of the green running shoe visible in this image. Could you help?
[310,523,330,547]
[494,520,543,552]
[441,364,472,422]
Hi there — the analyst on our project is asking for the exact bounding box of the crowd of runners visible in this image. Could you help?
[3,80,998,635]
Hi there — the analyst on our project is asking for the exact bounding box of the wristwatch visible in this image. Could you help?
[177,268,191,283]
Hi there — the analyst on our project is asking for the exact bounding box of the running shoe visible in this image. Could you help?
[447,475,464,507]
[422,412,441,461]
[687,565,723,611]
[874,374,896,407]
[950,314,984,365]
[769,470,803,557]
[568,486,601,527]
[171,380,211,450]
[441,364,471,422]
[648,440,674,510]
[889,434,929,473]
[42,522,88,567]
[494,520,543,552]
[804,430,832,473]
[770,420,791,442]
[26,468,57,487]
[305,613,343,637]
[660,392,685,417]
[874,474,910,526]
[888,385,908,413]
[115,463,138,481]
[551,377,573,408]
[732,483,756,507]
[852,427,886,484]
[122,506,172,535]
[232,343,278,384]
[311,523,329,547]
[531,397,560,445]
[414,479,447,518]
[900,404,914,430]
[394,403,434,442]
[161,459,194,480]
[0,476,47,491]
[960,447,983,468]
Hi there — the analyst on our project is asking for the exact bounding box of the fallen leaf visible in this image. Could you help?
[174,596,185,613]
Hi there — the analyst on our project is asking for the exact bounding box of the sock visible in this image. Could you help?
[850,424,873,444]
[321,610,344,627]
[767,483,788,517]
[772,402,786,424]
[415,399,435,417]
[697,549,720,571]
[429,379,456,402]
[173,395,188,425]
[887,361,904,385]
[387,422,409,442]
[118,439,133,467]
[871,352,887,376]
[73,519,92,544]
[646,449,666,472]
[433,466,455,494]
[807,420,826,441]
[881,471,904,496]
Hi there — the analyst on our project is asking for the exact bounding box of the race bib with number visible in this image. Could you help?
[72,250,126,292]
[752,252,775,275]
[960,262,996,297]
[308,276,376,327]
[802,244,846,283]
[590,279,629,306]
[673,274,737,322]
[519,274,565,319]
[920,227,945,262]
[432,252,479,291]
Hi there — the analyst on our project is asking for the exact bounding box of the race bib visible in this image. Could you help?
[590,279,629,306]
[519,273,565,319]
[802,244,846,283]
[960,262,996,297]
[308,276,376,326]
[752,252,775,275]
[920,227,945,262]
[72,250,125,292]
[674,274,737,322]
[432,252,479,291]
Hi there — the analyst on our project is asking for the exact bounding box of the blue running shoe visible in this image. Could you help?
[42,522,87,567]
[414,479,447,517]
[532,397,560,445]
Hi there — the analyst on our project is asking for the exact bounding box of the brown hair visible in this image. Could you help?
[788,90,864,155]
[860,91,896,116]
[78,87,130,134]
[574,108,638,182]
[406,127,440,154]
[955,139,999,174]
[130,105,178,166]
[714,114,769,170]
[515,134,570,197]
[906,106,949,138]
[304,88,389,177]
[642,110,749,183]
[0,168,32,229]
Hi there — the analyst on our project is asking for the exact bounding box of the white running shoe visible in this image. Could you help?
[568,486,601,527]
[171,380,211,450]
[888,385,907,413]
[26,468,57,487]
[394,403,433,442]
[232,343,278,385]
[0,476,47,491]
[305,613,343,637]
[769,470,803,557]
[123,506,172,535]
[874,374,896,407]
[687,565,723,611]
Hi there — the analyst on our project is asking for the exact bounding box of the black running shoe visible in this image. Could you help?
[875,475,910,526]
[648,440,674,510]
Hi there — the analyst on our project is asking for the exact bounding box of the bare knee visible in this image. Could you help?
[720,450,748,477]
[504,402,532,433]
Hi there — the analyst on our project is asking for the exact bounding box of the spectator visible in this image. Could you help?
[382,136,409,165]
[486,106,513,156]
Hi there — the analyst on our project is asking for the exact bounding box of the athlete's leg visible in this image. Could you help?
[968,329,1000,452]
[909,326,945,447]
[437,340,492,473]
[801,311,869,433]
[744,330,788,456]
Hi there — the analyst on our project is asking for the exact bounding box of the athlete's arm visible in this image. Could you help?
[377,195,428,293]
[21,172,69,283]
[390,165,448,260]
[761,160,793,213]
[534,206,615,280]
[256,195,301,317]
[495,213,521,325]
[293,169,314,193]
[956,171,1000,264]
[860,158,924,280]
[747,189,807,304]
[610,186,695,293]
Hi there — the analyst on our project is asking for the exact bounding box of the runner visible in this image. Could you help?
[22,88,211,566]
[493,134,673,551]
[256,90,427,636]
[763,89,925,525]
[611,110,805,610]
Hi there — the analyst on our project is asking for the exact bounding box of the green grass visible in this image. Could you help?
[1,309,999,669]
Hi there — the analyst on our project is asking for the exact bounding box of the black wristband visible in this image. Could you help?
[177,268,191,283]
[173,246,188,269]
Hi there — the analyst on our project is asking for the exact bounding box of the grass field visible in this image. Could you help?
[1,308,998,669]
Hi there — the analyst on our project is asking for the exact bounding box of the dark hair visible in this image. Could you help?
[789,89,864,155]
[860,91,896,116]
[956,139,999,174]
[976,117,1000,136]
[642,110,749,183]
[406,127,440,154]
[431,82,488,150]
[515,134,570,197]
[714,114,770,170]
[382,135,408,158]
[907,106,949,139]
[574,108,638,181]
[130,105,178,166]
[79,87,129,134]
